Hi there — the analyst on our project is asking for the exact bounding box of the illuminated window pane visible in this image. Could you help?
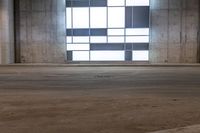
[73,8,89,28]
[90,36,107,43]
[108,29,125,36]
[90,7,107,28]
[66,8,72,28]
[91,51,125,61]
[66,37,72,43]
[108,36,125,43]
[126,0,149,6]
[108,7,125,28]
[73,36,89,43]
[126,36,149,43]
[73,51,90,61]
[132,51,149,61]
[126,28,149,36]
[108,0,125,6]
[67,44,90,50]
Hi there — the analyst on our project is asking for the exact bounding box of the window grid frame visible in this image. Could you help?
[66,0,150,62]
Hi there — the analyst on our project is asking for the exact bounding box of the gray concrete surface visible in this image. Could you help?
[10,0,200,64]
[0,0,14,64]
[17,0,66,63]
[150,0,199,63]
[0,66,200,133]
[149,125,200,133]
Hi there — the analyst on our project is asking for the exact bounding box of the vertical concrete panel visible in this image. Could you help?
[181,0,199,63]
[150,0,169,63]
[149,43,168,63]
[150,0,199,63]
[18,0,66,63]
[168,10,181,63]
[0,0,14,64]
[151,0,169,10]
[185,13,198,53]
[151,10,168,43]
[169,0,181,9]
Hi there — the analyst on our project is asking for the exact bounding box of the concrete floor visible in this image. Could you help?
[150,125,200,133]
[0,65,200,133]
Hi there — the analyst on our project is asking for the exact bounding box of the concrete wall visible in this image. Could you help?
[15,0,199,63]
[0,0,14,64]
[17,0,66,63]
[150,0,200,63]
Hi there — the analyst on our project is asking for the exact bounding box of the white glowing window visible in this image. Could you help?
[132,51,149,61]
[73,8,89,28]
[66,8,72,28]
[90,36,107,43]
[108,36,125,43]
[73,36,90,43]
[90,7,107,28]
[126,28,149,36]
[126,36,149,43]
[108,29,125,36]
[126,0,149,6]
[73,51,90,61]
[108,7,125,28]
[91,51,125,61]
[66,37,72,43]
[67,44,90,51]
[108,0,125,6]
[66,0,150,62]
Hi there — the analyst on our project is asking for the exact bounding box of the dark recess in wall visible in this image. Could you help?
[198,0,200,63]
[14,0,21,63]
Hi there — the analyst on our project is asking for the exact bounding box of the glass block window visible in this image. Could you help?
[66,0,150,61]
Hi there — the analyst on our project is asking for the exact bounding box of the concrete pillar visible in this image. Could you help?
[0,0,14,64]
[17,0,66,63]
[150,0,199,63]
[198,0,200,63]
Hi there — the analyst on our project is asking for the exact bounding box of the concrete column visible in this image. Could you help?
[18,0,66,63]
[150,0,199,63]
[198,0,200,63]
[150,0,169,63]
[0,0,14,64]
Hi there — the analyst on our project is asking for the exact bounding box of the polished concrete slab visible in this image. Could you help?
[0,66,200,133]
